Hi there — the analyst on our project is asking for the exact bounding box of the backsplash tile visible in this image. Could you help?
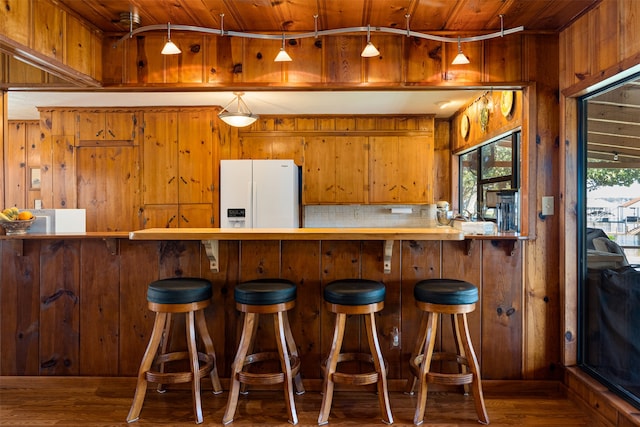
[303,204,437,228]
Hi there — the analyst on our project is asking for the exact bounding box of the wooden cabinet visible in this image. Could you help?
[142,204,213,228]
[369,135,433,203]
[142,110,214,228]
[77,112,137,142]
[303,136,367,204]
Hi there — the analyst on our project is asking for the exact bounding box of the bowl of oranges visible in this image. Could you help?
[0,207,35,235]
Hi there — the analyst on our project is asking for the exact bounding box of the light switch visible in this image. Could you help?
[542,196,554,216]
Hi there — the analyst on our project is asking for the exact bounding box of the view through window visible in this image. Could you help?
[580,73,640,409]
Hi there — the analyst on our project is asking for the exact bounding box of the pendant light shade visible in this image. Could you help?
[218,92,259,127]
[161,22,181,55]
[451,37,470,65]
[274,34,293,62]
[361,25,380,57]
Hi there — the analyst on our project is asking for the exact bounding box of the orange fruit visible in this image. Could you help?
[18,211,33,220]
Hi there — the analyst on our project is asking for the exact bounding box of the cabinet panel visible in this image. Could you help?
[179,204,213,227]
[369,135,433,203]
[178,111,214,204]
[142,112,178,204]
[76,146,139,232]
[303,136,367,204]
[141,205,178,228]
[78,112,137,142]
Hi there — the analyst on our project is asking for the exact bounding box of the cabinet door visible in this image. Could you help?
[77,146,139,232]
[105,112,136,141]
[179,204,213,227]
[142,205,179,228]
[78,112,104,141]
[369,135,432,203]
[177,111,213,204]
[78,112,136,141]
[303,136,367,204]
[304,136,336,203]
[142,112,178,204]
[335,136,367,203]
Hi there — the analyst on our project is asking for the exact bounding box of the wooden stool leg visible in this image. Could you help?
[223,312,257,425]
[127,312,167,423]
[156,313,172,393]
[283,311,305,395]
[451,313,470,395]
[275,311,298,425]
[414,312,438,426]
[195,309,222,394]
[239,315,259,396]
[406,311,430,395]
[186,311,204,424]
[318,312,346,426]
[365,312,393,425]
[459,313,489,425]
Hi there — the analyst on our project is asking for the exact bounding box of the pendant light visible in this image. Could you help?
[361,25,380,57]
[451,36,470,65]
[161,22,181,55]
[274,33,293,62]
[218,92,259,127]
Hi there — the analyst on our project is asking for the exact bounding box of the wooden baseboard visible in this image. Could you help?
[564,367,640,427]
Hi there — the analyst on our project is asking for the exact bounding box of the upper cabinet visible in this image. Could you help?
[369,136,433,204]
[78,112,137,143]
[304,136,368,204]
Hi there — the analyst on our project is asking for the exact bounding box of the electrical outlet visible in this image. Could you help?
[542,196,554,216]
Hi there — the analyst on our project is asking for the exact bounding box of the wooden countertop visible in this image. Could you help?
[128,227,465,241]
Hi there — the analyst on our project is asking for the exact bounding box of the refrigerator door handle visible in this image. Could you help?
[252,180,258,227]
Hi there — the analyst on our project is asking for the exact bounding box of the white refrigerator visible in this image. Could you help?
[220,159,300,228]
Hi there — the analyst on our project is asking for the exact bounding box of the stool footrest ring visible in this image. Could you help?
[427,371,474,386]
[145,351,213,384]
[237,351,301,386]
[323,352,387,386]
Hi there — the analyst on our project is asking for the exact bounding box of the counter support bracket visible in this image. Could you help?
[383,240,393,274]
[201,240,219,272]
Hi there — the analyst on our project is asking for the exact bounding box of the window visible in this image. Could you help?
[459,131,520,221]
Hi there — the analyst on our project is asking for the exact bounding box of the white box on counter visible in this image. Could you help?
[452,221,497,235]
[25,209,86,233]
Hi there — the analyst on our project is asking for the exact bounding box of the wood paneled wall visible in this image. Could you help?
[0,237,523,383]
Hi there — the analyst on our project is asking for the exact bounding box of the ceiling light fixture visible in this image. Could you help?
[361,25,380,57]
[613,152,619,161]
[161,22,182,55]
[451,37,470,65]
[218,92,259,127]
[118,14,523,61]
[274,33,293,62]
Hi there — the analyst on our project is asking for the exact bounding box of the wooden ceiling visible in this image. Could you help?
[58,0,600,35]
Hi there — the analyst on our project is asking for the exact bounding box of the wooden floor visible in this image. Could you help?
[0,377,592,427]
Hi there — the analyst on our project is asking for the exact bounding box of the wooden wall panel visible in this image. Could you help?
[480,240,522,380]
[79,239,120,375]
[39,240,81,375]
[51,135,76,209]
[0,240,41,375]
[118,240,161,376]
[0,237,523,382]
[281,241,322,380]
[177,110,214,204]
[142,112,178,204]
[32,0,64,62]
[323,36,363,83]
[65,14,94,77]
[433,120,451,204]
[283,37,323,83]
[5,122,28,208]
[0,0,31,47]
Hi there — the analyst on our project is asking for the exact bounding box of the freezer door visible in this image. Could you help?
[252,160,299,228]
[220,159,253,228]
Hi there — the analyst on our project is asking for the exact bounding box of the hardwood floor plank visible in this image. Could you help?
[0,377,590,426]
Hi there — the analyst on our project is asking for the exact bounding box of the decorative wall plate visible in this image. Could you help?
[500,90,514,117]
[460,114,470,138]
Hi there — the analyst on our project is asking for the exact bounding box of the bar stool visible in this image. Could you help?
[318,279,393,425]
[127,277,222,424]
[223,278,305,425]
[406,278,489,425]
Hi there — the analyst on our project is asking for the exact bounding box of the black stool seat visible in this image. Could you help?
[147,277,212,304]
[234,278,296,305]
[414,279,478,305]
[324,279,385,305]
